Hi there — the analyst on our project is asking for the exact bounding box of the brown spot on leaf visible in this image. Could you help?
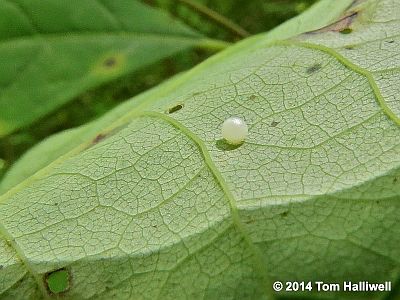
[92,133,106,144]
[305,12,358,34]
[386,40,395,44]
[93,53,126,76]
[270,121,279,127]
[249,95,257,100]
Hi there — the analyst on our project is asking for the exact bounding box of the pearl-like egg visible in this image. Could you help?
[221,117,248,145]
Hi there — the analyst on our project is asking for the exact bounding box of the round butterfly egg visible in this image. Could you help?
[221,117,248,145]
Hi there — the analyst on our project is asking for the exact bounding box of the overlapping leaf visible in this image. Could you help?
[0,0,208,136]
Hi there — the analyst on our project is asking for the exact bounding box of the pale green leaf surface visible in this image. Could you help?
[0,0,354,194]
[0,0,400,299]
[0,0,210,136]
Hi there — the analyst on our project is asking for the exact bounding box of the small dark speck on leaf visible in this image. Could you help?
[249,95,257,100]
[344,45,355,50]
[168,103,183,114]
[93,133,106,144]
[103,57,117,68]
[270,121,279,127]
[54,202,58,206]
[0,265,3,270]
[216,139,242,151]
[393,177,398,184]
[386,40,395,44]
[280,211,289,217]
[340,28,353,34]
[306,63,322,74]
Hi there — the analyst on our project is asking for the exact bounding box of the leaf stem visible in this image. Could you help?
[177,0,250,38]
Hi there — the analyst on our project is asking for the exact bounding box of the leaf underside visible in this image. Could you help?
[0,0,400,299]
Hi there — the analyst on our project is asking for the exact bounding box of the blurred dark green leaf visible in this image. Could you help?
[0,0,218,137]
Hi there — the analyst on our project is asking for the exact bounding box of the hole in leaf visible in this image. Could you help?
[168,103,183,114]
[216,139,242,151]
[306,63,322,74]
[45,268,70,294]
[339,28,352,34]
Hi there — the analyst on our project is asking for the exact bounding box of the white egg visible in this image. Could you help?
[221,117,248,145]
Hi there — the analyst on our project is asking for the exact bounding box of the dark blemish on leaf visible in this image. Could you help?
[0,265,3,270]
[393,177,398,184]
[386,40,395,44]
[249,95,257,100]
[44,268,71,295]
[280,211,289,217]
[344,45,355,50]
[339,28,353,34]
[305,12,358,34]
[94,53,125,76]
[92,133,106,144]
[54,202,58,206]
[103,57,117,68]
[270,121,279,127]
[216,139,242,151]
[306,63,322,74]
[167,103,183,114]
[85,124,127,151]
[244,219,255,224]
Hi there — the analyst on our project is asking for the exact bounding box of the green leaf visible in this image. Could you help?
[0,0,225,137]
[1,0,400,299]
[0,0,354,194]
